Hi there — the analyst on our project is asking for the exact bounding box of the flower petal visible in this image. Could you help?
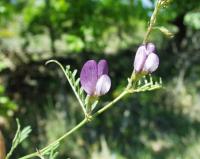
[146,43,156,54]
[143,53,159,73]
[80,60,98,95]
[98,59,108,77]
[134,45,147,72]
[95,75,111,96]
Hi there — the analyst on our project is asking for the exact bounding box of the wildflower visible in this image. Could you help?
[80,59,111,96]
[134,43,159,74]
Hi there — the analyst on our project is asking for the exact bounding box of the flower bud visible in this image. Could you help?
[133,43,159,74]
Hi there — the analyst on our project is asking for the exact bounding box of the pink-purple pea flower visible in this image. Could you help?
[80,59,111,96]
[134,43,159,74]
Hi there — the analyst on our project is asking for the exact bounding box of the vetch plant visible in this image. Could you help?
[5,0,172,158]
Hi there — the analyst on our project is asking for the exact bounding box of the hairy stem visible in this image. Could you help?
[19,118,88,159]
[19,89,129,159]
[143,0,161,44]
[93,90,128,117]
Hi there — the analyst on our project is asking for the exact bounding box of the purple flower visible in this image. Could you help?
[134,43,159,74]
[80,59,111,96]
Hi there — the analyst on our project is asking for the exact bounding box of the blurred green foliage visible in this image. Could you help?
[0,61,17,118]
[184,12,200,30]
[0,84,17,117]
[0,0,200,159]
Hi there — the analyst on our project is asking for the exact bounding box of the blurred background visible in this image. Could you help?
[0,0,200,158]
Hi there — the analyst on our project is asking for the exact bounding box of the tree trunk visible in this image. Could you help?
[49,26,57,55]
[172,14,186,49]
[0,130,6,159]
[45,0,57,55]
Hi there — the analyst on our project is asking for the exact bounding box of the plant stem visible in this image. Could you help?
[19,118,88,159]
[6,119,21,159]
[19,89,129,159]
[143,0,161,44]
[93,90,128,117]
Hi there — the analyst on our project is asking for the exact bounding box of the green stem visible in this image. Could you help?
[5,142,16,159]
[6,119,21,159]
[93,90,128,117]
[143,0,161,44]
[19,89,129,159]
[19,118,88,159]
[5,148,14,159]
